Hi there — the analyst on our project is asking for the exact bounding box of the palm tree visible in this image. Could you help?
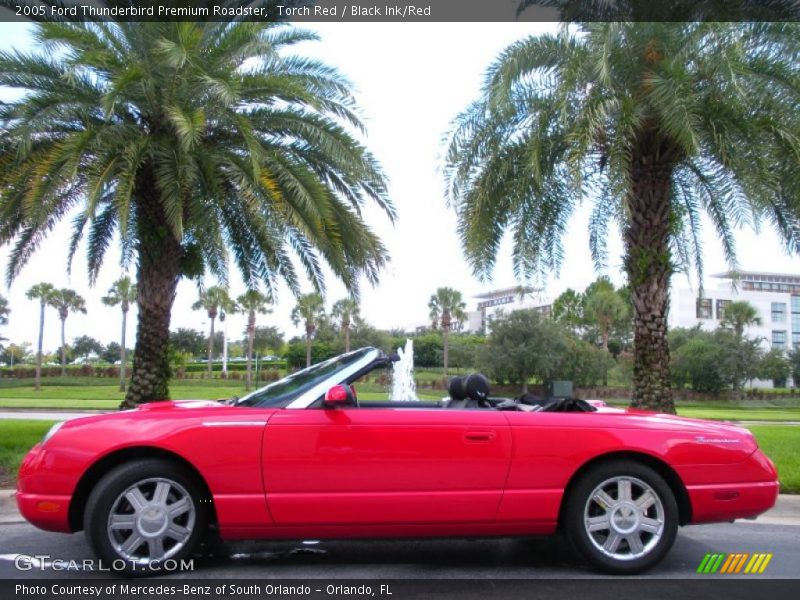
[291,293,325,368]
[445,21,800,414]
[101,276,137,392]
[237,290,272,391]
[25,283,55,390]
[192,286,233,377]
[0,293,8,326]
[720,301,762,340]
[428,287,467,378]
[331,298,360,353]
[49,289,87,376]
[0,17,394,408]
[719,300,763,399]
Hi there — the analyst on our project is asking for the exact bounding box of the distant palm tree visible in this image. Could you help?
[237,290,272,390]
[0,293,8,326]
[192,287,233,377]
[291,294,325,367]
[445,21,800,413]
[0,19,394,407]
[720,301,762,340]
[720,300,763,399]
[101,277,137,391]
[25,283,55,390]
[49,289,87,376]
[428,288,467,378]
[332,298,360,353]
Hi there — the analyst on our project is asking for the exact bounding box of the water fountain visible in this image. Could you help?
[390,339,419,401]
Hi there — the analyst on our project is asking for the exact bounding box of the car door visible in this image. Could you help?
[262,407,512,525]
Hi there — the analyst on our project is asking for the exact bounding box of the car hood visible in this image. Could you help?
[134,399,226,411]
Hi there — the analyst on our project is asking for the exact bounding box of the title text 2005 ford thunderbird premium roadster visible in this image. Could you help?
[17,348,779,575]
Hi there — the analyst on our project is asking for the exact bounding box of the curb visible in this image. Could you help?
[0,489,20,523]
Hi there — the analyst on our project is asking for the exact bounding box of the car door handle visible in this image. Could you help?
[463,431,495,442]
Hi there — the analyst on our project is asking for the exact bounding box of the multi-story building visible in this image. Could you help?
[669,271,800,353]
[466,286,554,333]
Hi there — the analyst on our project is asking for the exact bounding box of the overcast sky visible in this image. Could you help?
[0,21,798,353]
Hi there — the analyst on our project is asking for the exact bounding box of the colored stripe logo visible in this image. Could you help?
[697,553,773,574]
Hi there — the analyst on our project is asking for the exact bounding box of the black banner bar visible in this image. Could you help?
[3,579,800,600]
[1,0,800,23]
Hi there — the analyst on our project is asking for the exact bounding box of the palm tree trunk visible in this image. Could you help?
[119,308,127,392]
[305,330,312,368]
[123,173,182,408]
[60,317,66,377]
[35,301,45,391]
[344,324,350,353]
[625,140,676,414]
[246,311,255,391]
[207,317,215,377]
[443,325,450,379]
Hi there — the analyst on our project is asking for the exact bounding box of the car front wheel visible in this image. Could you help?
[563,460,678,574]
[84,459,208,575]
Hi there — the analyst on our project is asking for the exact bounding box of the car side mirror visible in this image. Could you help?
[324,384,356,408]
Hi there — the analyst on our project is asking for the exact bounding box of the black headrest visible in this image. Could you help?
[465,373,490,401]
[448,376,468,400]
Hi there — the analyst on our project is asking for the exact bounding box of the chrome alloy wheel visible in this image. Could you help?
[107,477,196,563]
[583,475,665,561]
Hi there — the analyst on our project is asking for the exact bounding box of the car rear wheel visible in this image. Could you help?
[563,460,678,574]
[84,459,208,575]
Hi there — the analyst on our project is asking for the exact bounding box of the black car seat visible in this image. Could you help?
[464,373,491,408]
[445,376,469,408]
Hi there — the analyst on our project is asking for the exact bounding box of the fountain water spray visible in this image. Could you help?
[390,339,418,401]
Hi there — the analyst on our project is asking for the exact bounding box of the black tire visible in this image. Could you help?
[84,458,208,576]
[563,460,678,574]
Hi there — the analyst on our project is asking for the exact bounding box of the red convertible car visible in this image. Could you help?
[17,347,779,575]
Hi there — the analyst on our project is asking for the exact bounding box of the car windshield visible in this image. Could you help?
[235,347,377,408]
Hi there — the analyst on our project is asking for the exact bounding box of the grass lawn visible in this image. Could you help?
[0,378,443,409]
[747,426,800,494]
[0,420,795,495]
[0,420,56,487]
[677,407,800,421]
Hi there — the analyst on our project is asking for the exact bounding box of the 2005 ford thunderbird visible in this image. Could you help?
[18,347,779,575]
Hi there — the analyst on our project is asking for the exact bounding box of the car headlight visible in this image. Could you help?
[42,421,64,445]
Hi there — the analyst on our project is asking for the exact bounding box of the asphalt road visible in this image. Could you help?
[0,519,797,580]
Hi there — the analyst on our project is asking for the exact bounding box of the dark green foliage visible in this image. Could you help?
[556,338,611,388]
[72,336,104,360]
[169,328,207,358]
[758,349,791,388]
[670,326,765,393]
[789,349,800,388]
[407,334,443,369]
[478,309,567,393]
[671,336,727,393]
[283,341,336,370]
[100,342,122,365]
[249,326,285,355]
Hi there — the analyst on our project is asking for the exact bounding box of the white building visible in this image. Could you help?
[466,286,554,333]
[669,271,800,353]
[470,272,800,352]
